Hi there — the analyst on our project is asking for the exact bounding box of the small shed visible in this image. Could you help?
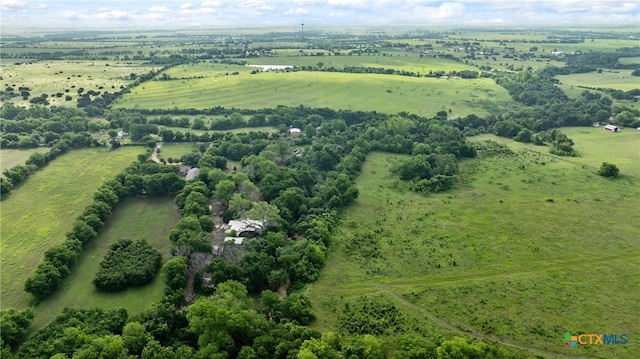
[185,167,200,181]
[288,128,302,137]
[603,125,620,132]
[224,237,245,247]
[179,166,192,176]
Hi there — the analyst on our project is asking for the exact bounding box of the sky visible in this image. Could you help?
[1,0,638,29]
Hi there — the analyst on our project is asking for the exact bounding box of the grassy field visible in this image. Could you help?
[31,196,181,331]
[556,69,639,92]
[0,60,156,108]
[0,148,48,173]
[115,70,515,117]
[475,128,640,179]
[308,134,639,358]
[0,147,144,309]
[157,143,204,162]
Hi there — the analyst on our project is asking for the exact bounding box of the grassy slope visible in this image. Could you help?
[0,147,144,309]
[0,148,48,173]
[115,71,513,117]
[308,130,639,359]
[31,196,181,330]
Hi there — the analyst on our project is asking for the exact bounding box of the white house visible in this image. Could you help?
[288,127,302,137]
[225,219,265,237]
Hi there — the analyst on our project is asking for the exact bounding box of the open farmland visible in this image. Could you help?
[0,148,48,173]
[0,60,156,108]
[309,141,640,358]
[556,69,640,92]
[115,69,515,117]
[31,196,181,330]
[0,147,144,309]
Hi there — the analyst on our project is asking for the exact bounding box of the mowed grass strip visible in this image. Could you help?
[31,196,181,331]
[0,147,144,309]
[0,148,48,173]
[308,145,639,358]
[115,71,513,117]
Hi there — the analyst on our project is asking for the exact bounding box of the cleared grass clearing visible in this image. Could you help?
[31,196,181,331]
[115,71,514,117]
[309,145,639,358]
[157,143,203,161]
[0,148,48,173]
[556,69,639,92]
[0,147,144,309]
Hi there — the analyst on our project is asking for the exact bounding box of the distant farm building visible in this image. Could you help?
[185,167,200,181]
[603,125,620,132]
[288,127,302,137]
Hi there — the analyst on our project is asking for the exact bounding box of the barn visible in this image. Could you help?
[603,125,620,132]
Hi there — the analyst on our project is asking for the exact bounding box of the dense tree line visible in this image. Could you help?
[93,239,163,291]
[0,103,98,147]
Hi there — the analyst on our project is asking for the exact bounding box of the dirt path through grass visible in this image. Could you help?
[375,283,595,359]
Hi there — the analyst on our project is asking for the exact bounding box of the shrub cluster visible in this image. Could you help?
[93,239,162,291]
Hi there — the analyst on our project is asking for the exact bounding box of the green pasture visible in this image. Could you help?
[115,70,515,117]
[31,196,181,331]
[0,148,48,173]
[556,69,640,92]
[474,128,640,179]
[157,143,204,161]
[243,53,479,73]
[1,60,155,107]
[155,124,278,138]
[0,147,144,309]
[309,143,639,358]
[619,57,640,64]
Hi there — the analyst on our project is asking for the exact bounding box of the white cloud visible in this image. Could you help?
[239,0,275,11]
[1,0,46,12]
[412,2,466,21]
[149,6,170,13]
[285,7,309,15]
[201,1,224,6]
[327,0,368,7]
[294,0,317,4]
[541,0,638,14]
[181,2,195,10]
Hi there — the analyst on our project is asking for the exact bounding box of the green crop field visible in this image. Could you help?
[31,196,181,331]
[0,148,48,173]
[0,147,144,309]
[0,60,156,108]
[115,70,515,117]
[556,69,639,92]
[308,137,639,358]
